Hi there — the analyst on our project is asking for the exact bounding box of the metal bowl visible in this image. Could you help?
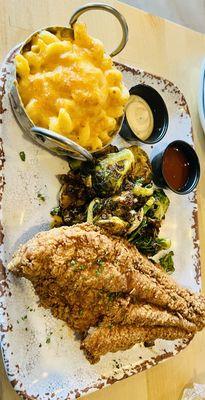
[9,3,129,160]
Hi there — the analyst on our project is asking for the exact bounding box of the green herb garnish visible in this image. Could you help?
[79,265,86,270]
[95,265,104,276]
[159,251,175,274]
[46,337,51,344]
[79,309,84,316]
[97,259,104,267]
[37,193,45,202]
[21,315,27,321]
[19,151,26,162]
[73,264,87,272]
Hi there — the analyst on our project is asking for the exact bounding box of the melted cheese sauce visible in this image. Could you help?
[15,23,129,151]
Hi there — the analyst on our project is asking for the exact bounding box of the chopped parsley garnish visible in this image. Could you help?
[79,309,84,316]
[95,264,104,276]
[79,265,86,270]
[72,263,87,272]
[19,151,26,161]
[37,193,45,202]
[21,315,27,321]
[97,259,104,267]
[46,337,51,344]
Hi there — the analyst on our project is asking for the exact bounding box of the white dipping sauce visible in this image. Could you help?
[126,95,154,141]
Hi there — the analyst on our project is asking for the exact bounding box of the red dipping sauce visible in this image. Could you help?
[162,145,190,191]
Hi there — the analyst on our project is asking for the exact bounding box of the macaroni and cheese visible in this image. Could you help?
[15,23,129,151]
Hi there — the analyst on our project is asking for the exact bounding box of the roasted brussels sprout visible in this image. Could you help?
[130,235,171,256]
[53,144,172,263]
[87,192,135,234]
[59,171,95,209]
[132,179,154,200]
[96,216,129,234]
[132,180,154,197]
[127,200,168,256]
[62,206,87,226]
[159,251,175,274]
[93,149,135,196]
[87,198,104,224]
[128,145,152,183]
[147,189,170,221]
[127,208,144,234]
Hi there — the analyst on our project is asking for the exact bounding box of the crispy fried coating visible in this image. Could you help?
[8,223,205,363]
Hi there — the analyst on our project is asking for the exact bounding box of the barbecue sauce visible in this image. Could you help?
[162,145,190,191]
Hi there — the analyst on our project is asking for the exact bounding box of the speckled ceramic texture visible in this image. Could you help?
[0,48,200,400]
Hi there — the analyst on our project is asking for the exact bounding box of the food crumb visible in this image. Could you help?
[37,193,45,202]
[19,151,26,162]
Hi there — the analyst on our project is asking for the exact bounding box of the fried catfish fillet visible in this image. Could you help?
[8,223,205,363]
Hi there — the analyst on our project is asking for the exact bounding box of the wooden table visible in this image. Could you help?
[1,0,205,399]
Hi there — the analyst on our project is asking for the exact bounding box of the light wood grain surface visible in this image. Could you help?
[123,0,205,34]
[1,1,205,399]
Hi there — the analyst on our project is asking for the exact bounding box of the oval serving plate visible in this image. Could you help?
[0,48,200,400]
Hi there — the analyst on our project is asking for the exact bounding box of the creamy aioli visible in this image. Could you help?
[126,95,154,141]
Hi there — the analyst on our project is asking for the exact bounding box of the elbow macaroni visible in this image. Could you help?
[15,23,129,151]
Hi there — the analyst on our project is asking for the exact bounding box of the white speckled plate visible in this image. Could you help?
[0,48,201,400]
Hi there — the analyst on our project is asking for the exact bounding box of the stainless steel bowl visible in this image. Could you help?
[9,3,129,160]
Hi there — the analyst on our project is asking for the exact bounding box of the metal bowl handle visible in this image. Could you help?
[69,3,128,57]
[31,126,94,161]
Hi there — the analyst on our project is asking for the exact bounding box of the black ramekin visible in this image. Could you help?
[120,84,169,144]
[151,140,200,194]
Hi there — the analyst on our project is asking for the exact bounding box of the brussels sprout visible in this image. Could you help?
[133,181,154,197]
[87,192,134,232]
[96,216,129,234]
[62,206,87,226]
[147,189,170,221]
[127,208,144,234]
[93,149,134,196]
[59,171,95,209]
[159,251,175,274]
[131,236,171,256]
[128,145,152,183]
[87,198,104,224]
